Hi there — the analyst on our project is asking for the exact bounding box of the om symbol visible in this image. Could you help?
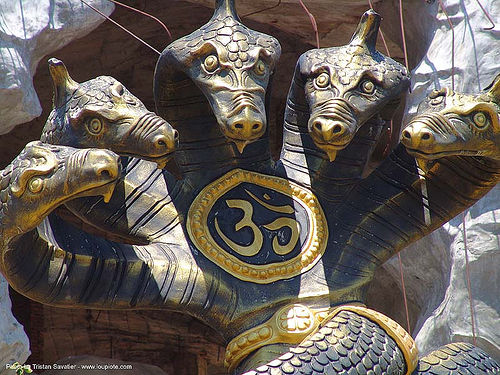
[186,169,328,283]
[214,189,301,257]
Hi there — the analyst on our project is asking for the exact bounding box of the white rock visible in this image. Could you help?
[0,1,115,370]
[0,276,30,375]
[376,0,500,361]
[0,0,114,134]
[414,186,500,360]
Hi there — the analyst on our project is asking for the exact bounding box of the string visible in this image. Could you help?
[368,0,412,335]
[80,0,161,55]
[107,0,172,40]
[243,0,282,18]
[298,0,320,48]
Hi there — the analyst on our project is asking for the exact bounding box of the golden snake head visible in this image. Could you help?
[156,0,281,153]
[43,58,178,169]
[298,10,409,161]
[0,142,121,237]
[401,76,500,172]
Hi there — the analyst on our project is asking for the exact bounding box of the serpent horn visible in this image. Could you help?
[48,58,80,108]
[349,9,381,53]
[213,0,240,22]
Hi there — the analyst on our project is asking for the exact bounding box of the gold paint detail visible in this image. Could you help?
[327,306,418,375]
[186,168,329,283]
[214,199,263,257]
[224,304,339,371]
[263,217,300,255]
[244,189,294,214]
[224,304,416,373]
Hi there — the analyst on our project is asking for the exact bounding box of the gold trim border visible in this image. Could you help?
[224,304,336,371]
[186,168,328,283]
[224,304,417,374]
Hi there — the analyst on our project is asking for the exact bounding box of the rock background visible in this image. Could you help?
[0,278,30,375]
[0,0,499,373]
[0,0,114,134]
[0,1,113,374]
[369,0,500,361]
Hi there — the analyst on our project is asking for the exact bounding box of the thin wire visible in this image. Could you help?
[437,0,455,90]
[80,0,161,55]
[243,0,282,18]
[368,0,413,334]
[367,0,393,152]
[107,0,172,40]
[434,0,476,347]
[298,0,320,48]
[474,0,496,30]
[462,212,477,345]
[398,0,410,71]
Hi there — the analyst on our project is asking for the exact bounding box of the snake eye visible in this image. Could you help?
[360,80,375,94]
[472,112,489,128]
[315,73,329,88]
[28,177,44,193]
[87,118,103,135]
[254,60,266,76]
[204,55,219,73]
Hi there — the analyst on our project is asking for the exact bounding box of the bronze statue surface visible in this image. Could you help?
[0,1,499,374]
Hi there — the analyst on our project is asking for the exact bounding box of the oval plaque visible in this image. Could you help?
[186,169,328,283]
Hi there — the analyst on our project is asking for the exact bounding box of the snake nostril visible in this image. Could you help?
[173,130,179,141]
[402,130,412,140]
[234,123,244,129]
[313,121,322,132]
[332,124,343,134]
[252,123,260,130]
[421,132,431,140]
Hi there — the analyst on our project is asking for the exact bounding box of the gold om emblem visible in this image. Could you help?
[214,189,300,257]
[187,169,328,283]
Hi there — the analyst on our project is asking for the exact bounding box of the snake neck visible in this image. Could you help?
[280,70,387,205]
[156,75,272,182]
[2,215,237,334]
[330,145,500,268]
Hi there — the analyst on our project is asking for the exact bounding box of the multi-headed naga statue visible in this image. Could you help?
[0,1,499,374]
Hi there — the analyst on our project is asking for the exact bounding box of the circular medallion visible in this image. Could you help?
[187,169,328,283]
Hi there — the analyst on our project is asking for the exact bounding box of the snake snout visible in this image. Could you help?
[401,122,436,151]
[225,106,266,153]
[88,150,121,180]
[141,116,178,157]
[151,128,178,155]
[310,117,353,145]
[227,108,266,140]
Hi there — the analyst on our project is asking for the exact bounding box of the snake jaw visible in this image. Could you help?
[326,149,337,162]
[233,139,249,154]
[416,157,434,175]
[102,181,117,203]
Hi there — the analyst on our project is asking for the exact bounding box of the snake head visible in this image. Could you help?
[401,74,500,172]
[298,10,409,161]
[155,0,281,153]
[42,58,178,169]
[0,141,121,238]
